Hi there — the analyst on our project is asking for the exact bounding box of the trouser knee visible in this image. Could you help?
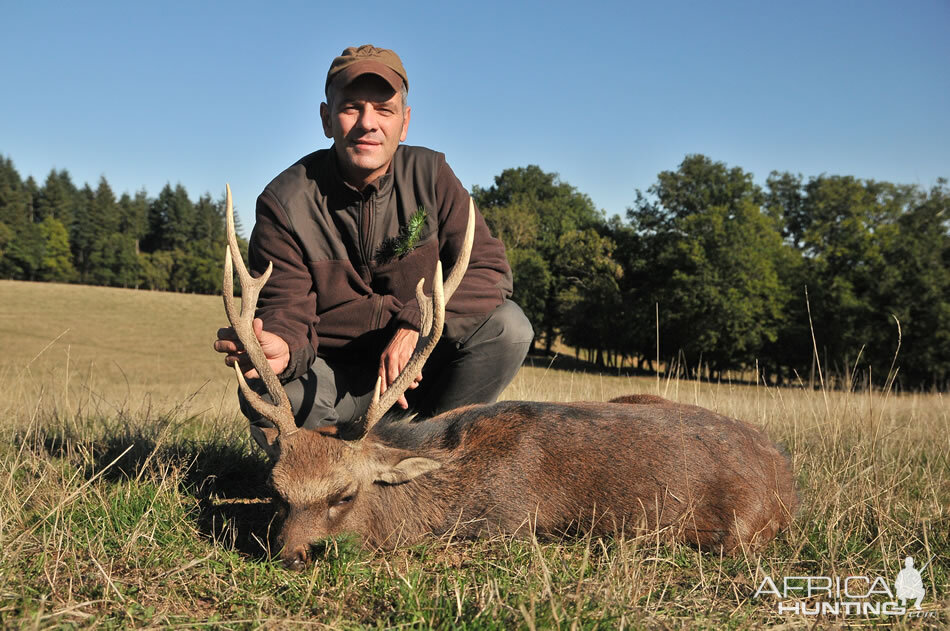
[461,299,534,363]
[411,300,533,414]
[489,299,534,350]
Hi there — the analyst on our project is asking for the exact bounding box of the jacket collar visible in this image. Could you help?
[326,146,397,200]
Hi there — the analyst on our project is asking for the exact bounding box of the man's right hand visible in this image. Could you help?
[214,318,290,378]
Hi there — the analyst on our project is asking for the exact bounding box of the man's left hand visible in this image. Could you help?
[378,326,421,409]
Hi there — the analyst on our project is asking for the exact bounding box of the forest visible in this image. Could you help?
[2,153,948,390]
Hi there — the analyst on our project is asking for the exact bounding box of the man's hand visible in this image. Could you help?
[378,326,421,409]
[214,318,290,378]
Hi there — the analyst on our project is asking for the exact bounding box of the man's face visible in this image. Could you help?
[321,74,410,189]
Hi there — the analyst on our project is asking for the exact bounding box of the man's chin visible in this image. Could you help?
[343,152,384,172]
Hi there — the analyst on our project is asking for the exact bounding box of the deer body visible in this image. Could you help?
[221,185,796,568]
[274,398,797,564]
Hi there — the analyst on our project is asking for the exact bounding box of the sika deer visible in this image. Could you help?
[222,185,798,569]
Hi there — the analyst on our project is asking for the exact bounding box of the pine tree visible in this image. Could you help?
[0,156,28,229]
[118,189,149,252]
[69,185,97,281]
[144,183,195,252]
[35,169,78,226]
[92,176,120,236]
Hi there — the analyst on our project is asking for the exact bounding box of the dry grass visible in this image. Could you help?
[0,279,947,629]
[0,280,239,418]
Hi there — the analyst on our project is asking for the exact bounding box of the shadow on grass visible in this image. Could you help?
[39,420,277,560]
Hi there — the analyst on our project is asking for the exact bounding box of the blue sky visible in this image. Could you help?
[1,1,947,229]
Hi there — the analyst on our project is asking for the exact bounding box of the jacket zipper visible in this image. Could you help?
[359,196,373,271]
[363,197,384,330]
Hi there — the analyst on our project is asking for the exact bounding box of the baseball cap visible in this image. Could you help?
[325,45,408,96]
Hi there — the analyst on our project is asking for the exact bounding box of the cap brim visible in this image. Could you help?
[327,60,404,95]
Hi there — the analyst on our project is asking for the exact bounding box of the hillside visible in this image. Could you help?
[0,280,237,417]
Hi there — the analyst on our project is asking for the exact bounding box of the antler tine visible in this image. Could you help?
[417,276,435,337]
[363,197,475,438]
[223,184,298,438]
[443,197,475,301]
[363,263,445,434]
[360,195,477,436]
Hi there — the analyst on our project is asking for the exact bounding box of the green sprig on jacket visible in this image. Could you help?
[376,207,428,263]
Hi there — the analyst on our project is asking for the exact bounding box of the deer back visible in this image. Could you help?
[369,397,798,549]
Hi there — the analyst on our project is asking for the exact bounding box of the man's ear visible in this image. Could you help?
[374,456,441,485]
[320,102,333,139]
[399,105,411,142]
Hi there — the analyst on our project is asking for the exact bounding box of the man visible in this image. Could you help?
[215,45,533,449]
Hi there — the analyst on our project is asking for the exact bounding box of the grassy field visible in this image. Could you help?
[1,279,947,629]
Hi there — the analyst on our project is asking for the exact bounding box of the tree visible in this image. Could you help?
[794,176,908,384]
[555,228,623,366]
[474,165,606,351]
[35,169,78,225]
[118,189,149,252]
[766,171,807,248]
[505,248,550,340]
[144,183,195,252]
[2,222,45,279]
[91,176,120,236]
[876,180,950,388]
[89,233,140,287]
[0,156,28,229]
[176,241,222,293]
[191,193,224,243]
[627,155,786,377]
[139,250,175,290]
[69,184,97,281]
[38,216,77,282]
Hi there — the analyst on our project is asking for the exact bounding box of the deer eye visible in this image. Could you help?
[330,492,356,507]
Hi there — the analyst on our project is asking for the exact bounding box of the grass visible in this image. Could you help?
[0,279,947,629]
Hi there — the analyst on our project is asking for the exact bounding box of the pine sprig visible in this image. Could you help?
[376,207,428,263]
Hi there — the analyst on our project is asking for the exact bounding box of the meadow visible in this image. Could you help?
[0,279,947,629]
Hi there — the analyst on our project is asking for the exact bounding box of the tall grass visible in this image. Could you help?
[0,280,946,628]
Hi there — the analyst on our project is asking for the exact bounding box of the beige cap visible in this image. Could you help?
[325,45,408,96]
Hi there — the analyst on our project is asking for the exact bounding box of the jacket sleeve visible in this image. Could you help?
[393,157,512,335]
[248,190,318,382]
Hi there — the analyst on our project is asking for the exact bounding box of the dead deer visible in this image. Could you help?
[222,185,798,569]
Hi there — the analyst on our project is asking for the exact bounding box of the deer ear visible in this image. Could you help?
[250,425,281,461]
[374,457,441,485]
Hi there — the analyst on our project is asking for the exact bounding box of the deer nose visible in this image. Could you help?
[282,546,309,570]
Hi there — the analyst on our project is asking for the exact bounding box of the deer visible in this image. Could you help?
[221,185,798,569]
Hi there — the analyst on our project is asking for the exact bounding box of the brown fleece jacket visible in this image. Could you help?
[248,144,512,382]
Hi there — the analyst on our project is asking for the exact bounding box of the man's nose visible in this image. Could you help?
[356,106,378,131]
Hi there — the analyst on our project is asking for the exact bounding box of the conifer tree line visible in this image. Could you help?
[2,154,948,389]
[0,156,245,293]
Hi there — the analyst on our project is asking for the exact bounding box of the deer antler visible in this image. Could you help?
[222,184,298,438]
[362,198,476,435]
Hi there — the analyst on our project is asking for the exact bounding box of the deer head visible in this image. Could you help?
[222,184,474,566]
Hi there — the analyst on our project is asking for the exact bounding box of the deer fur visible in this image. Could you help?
[271,396,798,567]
